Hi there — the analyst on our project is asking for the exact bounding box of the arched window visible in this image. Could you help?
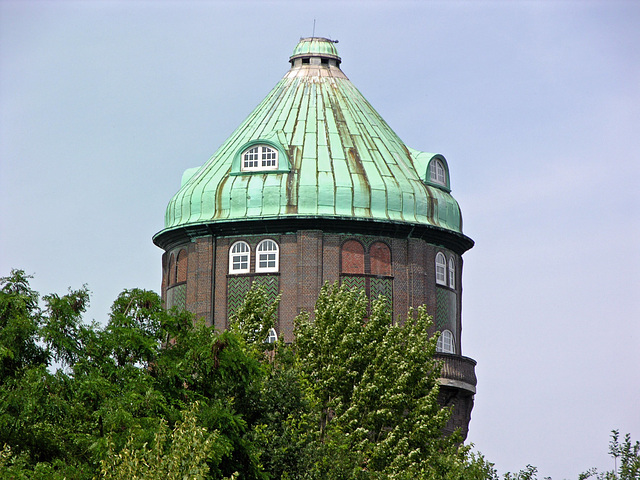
[430,158,446,186]
[436,329,455,354]
[176,249,188,283]
[435,252,447,285]
[229,241,250,274]
[341,240,365,274]
[242,145,278,171]
[448,257,455,289]
[265,328,278,344]
[370,242,391,276]
[168,254,176,285]
[256,239,279,272]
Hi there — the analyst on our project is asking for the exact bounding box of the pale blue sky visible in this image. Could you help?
[1,1,639,478]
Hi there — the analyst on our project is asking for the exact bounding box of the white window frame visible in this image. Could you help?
[435,252,447,285]
[256,239,279,273]
[436,329,455,354]
[265,327,278,344]
[229,241,250,274]
[241,145,278,171]
[430,159,446,186]
[448,257,455,289]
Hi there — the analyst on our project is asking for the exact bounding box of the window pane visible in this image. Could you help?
[256,240,278,272]
[437,162,445,184]
[232,242,249,253]
[436,253,446,285]
[448,258,455,288]
[233,254,248,270]
[259,253,276,268]
[437,330,455,354]
[230,242,250,273]
[261,146,277,167]
[430,159,446,186]
[266,328,278,344]
[242,145,278,171]
[243,147,260,169]
[258,239,276,252]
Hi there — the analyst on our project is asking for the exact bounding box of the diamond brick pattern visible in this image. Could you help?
[436,287,457,330]
[341,275,366,292]
[166,283,187,311]
[228,275,280,317]
[227,276,252,316]
[435,288,448,329]
[370,277,393,310]
[253,275,279,303]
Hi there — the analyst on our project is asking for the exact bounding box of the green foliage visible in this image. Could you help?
[0,271,495,479]
[4,269,633,480]
[501,465,548,480]
[229,283,280,348]
[40,284,90,367]
[99,403,231,480]
[0,269,268,479]
[0,270,47,379]
[291,283,484,479]
[579,430,640,480]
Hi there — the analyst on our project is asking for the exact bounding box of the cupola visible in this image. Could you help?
[289,36,342,67]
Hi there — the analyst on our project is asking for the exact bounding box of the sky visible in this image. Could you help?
[1,1,639,478]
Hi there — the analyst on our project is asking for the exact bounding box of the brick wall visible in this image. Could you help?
[279,233,299,342]
[162,230,463,343]
[341,239,365,273]
[159,228,473,439]
[297,230,323,319]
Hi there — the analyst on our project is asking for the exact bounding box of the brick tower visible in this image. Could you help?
[153,37,477,438]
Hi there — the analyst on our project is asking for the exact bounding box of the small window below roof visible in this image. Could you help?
[256,239,279,273]
[448,257,455,289]
[241,145,278,172]
[229,241,250,274]
[436,329,455,354]
[435,252,447,286]
[430,159,446,186]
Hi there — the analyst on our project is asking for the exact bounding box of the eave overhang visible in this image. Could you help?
[153,217,474,255]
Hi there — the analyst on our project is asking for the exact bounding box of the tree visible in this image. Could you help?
[289,282,486,479]
[0,270,47,379]
[0,270,552,479]
[579,431,640,480]
[99,403,231,480]
[0,270,269,479]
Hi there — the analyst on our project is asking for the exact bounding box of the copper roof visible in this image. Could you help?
[155,37,468,244]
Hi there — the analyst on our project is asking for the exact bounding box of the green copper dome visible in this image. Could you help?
[155,37,469,244]
[290,36,341,62]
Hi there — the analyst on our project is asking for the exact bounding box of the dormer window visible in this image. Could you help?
[232,140,290,176]
[242,145,278,172]
[430,159,446,186]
